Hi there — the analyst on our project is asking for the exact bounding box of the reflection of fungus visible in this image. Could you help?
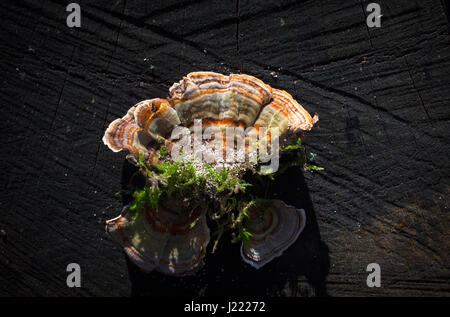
[103,72,318,275]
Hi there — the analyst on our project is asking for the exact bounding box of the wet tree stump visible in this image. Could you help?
[0,0,449,296]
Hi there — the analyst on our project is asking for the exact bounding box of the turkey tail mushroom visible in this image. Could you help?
[240,200,306,269]
[103,71,318,170]
[106,204,210,276]
[103,72,318,275]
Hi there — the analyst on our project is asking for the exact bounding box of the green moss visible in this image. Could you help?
[304,164,325,171]
[158,145,169,159]
[280,137,325,173]
[283,137,302,151]
[130,152,207,220]
[125,137,322,251]
[129,186,161,220]
[231,198,274,245]
[205,164,251,195]
[155,159,205,198]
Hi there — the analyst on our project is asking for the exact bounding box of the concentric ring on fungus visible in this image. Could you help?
[103,71,318,169]
[103,72,318,274]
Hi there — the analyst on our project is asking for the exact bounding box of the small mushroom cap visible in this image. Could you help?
[106,205,210,276]
[240,200,306,269]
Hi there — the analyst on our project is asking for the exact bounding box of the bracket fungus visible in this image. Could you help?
[106,204,209,276]
[103,72,318,275]
[240,200,306,269]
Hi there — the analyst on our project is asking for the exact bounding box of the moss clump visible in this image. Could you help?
[124,137,322,251]
[281,137,324,173]
[129,187,161,220]
[205,164,251,195]
[129,152,207,220]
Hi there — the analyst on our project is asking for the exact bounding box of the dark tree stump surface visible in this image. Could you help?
[0,0,449,296]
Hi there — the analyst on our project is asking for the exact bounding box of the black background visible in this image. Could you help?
[0,0,449,296]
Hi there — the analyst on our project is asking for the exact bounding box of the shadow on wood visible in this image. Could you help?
[119,159,329,297]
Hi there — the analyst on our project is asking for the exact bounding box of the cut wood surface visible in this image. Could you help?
[0,0,449,296]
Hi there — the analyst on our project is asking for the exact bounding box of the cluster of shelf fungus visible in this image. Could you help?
[103,72,318,276]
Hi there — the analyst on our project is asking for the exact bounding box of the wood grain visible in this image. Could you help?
[0,0,448,296]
